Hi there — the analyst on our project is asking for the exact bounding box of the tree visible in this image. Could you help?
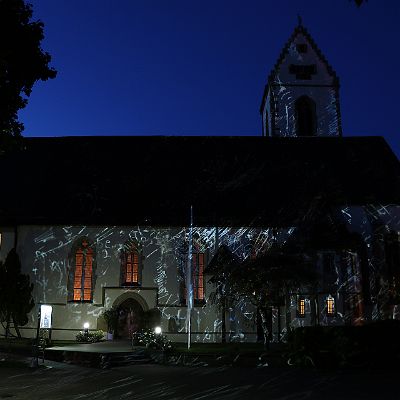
[101,307,119,336]
[221,244,317,349]
[207,245,241,343]
[0,0,56,148]
[0,248,34,338]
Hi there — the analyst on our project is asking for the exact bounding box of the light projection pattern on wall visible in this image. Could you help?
[22,225,286,341]
[271,204,400,340]
[15,203,400,342]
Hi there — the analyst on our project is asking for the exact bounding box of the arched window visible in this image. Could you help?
[295,96,317,136]
[121,241,142,286]
[192,251,205,301]
[69,238,95,302]
[182,242,206,304]
[385,231,400,280]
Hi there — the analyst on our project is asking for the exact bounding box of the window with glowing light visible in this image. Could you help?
[297,298,305,318]
[124,250,139,285]
[70,238,95,302]
[326,296,335,316]
[193,252,205,301]
[183,250,206,304]
[121,242,142,286]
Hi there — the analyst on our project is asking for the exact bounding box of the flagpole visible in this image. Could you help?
[187,205,193,349]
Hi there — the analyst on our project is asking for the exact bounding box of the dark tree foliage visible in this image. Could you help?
[0,0,56,148]
[0,248,34,338]
[101,307,119,334]
[207,245,241,343]
[210,244,317,349]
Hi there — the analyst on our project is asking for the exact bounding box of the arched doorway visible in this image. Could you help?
[116,298,144,339]
[295,96,317,136]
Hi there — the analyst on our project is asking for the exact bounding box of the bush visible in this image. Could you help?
[76,330,105,343]
[132,329,173,351]
[286,326,345,367]
[286,321,400,368]
[100,307,119,333]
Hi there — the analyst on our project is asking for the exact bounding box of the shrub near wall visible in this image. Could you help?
[286,321,400,368]
[76,330,105,343]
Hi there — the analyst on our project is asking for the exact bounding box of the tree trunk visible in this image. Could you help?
[221,300,226,343]
[277,306,281,342]
[310,295,317,326]
[259,307,270,350]
[285,294,292,338]
[5,312,11,338]
[358,242,372,323]
[12,316,21,338]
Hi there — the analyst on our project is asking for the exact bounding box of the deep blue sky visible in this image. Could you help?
[22,0,400,158]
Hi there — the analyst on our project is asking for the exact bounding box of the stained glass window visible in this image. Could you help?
[72,240,94,302]
[184,252,205,303]
[123,249,140,285]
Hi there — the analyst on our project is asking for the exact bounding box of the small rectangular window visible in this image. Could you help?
[297,298,305,318]
[289,64,317,80]
[326,295,335,316]
[296,43,308,53]
[124,252,139,284]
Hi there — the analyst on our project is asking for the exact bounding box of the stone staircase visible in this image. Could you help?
[100,348,153,368]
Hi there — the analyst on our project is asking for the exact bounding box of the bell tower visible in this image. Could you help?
[260,19,342,137]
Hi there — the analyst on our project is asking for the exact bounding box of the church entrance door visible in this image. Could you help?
[116,298,144,339]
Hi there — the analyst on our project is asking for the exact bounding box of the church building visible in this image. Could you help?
[0,21,399,342]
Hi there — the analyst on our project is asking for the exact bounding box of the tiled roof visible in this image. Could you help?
[0,136,398,227]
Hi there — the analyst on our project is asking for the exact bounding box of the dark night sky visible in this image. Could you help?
[21,0,400,158]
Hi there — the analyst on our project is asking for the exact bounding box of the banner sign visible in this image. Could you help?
[40,305,53,329]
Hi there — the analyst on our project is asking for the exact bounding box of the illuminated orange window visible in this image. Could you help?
[184,252,205,302]
[73,250,83,301]
[124,251,139,284]
[83,248,93,300]
[298,298,305,318]
[326,295,335,316]
[73,242,93,301]
[195,253,205,301]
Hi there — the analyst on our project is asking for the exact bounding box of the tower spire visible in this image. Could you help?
[297,14,303,27]
[259,20,342,137]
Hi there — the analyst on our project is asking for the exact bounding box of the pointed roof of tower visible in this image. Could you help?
[260,19,339,113]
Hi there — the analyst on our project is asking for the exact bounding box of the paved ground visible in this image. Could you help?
[47,340,134,353]
[0,353,399,400]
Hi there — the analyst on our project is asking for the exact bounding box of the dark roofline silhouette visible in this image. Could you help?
[0,136,398,227]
